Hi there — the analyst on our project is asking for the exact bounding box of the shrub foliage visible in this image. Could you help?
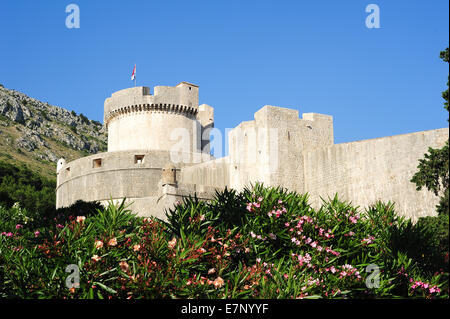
[0,184,448,299]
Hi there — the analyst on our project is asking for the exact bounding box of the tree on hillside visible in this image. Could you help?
[411,47,449,215]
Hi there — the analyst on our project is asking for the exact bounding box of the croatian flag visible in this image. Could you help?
[131,64,136,81]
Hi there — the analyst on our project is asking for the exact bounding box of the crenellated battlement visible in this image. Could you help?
[104,82,199,125]
[104,103,198,125]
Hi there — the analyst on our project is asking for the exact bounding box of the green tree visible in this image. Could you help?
[440,47,449,115]
[0,160,56,217]
[411,47,449,215]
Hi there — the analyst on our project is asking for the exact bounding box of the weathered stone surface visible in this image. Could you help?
[0,85,107,164]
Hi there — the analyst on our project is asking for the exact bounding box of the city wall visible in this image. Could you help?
[56,149,213,210]
[303,128,449,220]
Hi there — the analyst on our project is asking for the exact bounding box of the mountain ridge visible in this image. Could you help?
[0,84,107,179]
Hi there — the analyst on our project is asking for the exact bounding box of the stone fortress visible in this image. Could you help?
[56,82,449,221]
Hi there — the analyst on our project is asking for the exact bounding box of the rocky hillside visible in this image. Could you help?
[0,84,107,179]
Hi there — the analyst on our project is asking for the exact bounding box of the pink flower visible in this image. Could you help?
[430,286,441,294]
[213,277,225,288]
[208,268,216,274]
[34,230,40,237]
[133,244,141,252]
[15,224,23,230]
[258,197,263,202]
[56,224,64,229]
[168,237,177,249]
[362,236,375,245]
[119,261,129,272]
[108,237,117,247]
[95,240,104,249]
[91,255,101,262]
[76,216,86,223]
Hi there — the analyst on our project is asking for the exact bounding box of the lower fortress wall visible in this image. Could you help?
[56,150,213,211]
[180,157,231,189]
[303,128,449,220]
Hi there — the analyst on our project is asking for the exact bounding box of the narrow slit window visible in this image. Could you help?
[135,155,145,164]
[93,158,102,168]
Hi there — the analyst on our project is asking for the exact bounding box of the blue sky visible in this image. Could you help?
[0,0,448,145]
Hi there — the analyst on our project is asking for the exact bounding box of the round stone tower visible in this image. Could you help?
[104,82,206,153]
[56,82,214,218]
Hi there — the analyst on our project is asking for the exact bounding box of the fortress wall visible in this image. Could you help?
[108,183,222,220]
[303,128,449,220]
[154,82,199,107]
[57,169,161,208]
[56,150,212,209]
[180,157,231,189]
[228,105,334,192]
[107,112,201,152]
[198,104,214,154]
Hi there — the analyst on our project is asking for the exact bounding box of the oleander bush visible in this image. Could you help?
[0,184,448,299]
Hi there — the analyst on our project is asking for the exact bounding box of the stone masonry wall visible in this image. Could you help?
[303,128,449,220]
[56,150,213,209]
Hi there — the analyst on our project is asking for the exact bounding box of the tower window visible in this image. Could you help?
[93,158,102,168]
[135,155,145,164]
